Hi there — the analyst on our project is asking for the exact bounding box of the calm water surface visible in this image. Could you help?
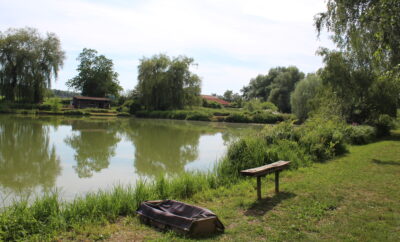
[0,115,261,205]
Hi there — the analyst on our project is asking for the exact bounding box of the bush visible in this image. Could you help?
[344,125,376,144]
[373,114,394,137]
[64,110,86,115]
[202,99,222,109]
[261,101,278,111]
[186,112,211,121]
[225,113,251,123]
[298,117,347,161]
[46,98,62,112]
[0,102,12,113]
[38,104,51,110]
[117,112,130,117]
[252,112,283,123]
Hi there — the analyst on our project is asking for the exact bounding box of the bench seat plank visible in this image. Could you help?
[240,160,290,177]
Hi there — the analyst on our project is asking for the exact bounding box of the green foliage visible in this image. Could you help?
[291,73,322,121]
[261,101,278,111]
[316,0,400,70]
[66,48,122,98]
[136,54,201,110]
[299,117,347,161]
[315,1,400,128]
[202,99,222,109]
[225,113,251,123]
[242,66,304,112]
[373,114,394,137]
[186,112,211,121]
[344,125,376,145]
[43,98,62,112]
[0,27,65,103]
[51,89,79,98]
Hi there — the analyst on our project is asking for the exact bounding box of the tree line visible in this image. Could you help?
[1,0,399,127]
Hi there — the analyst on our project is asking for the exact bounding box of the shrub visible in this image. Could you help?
[225,113,251,123]
[252,112,282,123]
[64,110,85,115]
[38,104,51,110]
[344,125,376,144]
[298,117,347,161]
[261,101,278,111]
[373,114,394,137]
[168,111,187,120]
[186,112,211,121]
[0,103,11,113]
[202,99,222,109]
[117,112,130,117]
[46,98,62,112]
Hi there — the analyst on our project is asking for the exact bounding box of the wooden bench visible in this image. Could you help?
[240,161,290,200]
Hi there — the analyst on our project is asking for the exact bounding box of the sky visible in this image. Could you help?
[0,0,335,95]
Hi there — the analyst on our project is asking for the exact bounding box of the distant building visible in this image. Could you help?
[72,96,111,109]
[201,95,231,106]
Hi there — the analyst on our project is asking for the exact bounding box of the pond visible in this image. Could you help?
[0,115,262,205]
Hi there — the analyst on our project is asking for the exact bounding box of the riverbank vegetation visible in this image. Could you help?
[0,122,398,240]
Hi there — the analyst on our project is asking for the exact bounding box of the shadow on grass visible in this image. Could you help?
[372,159,400,166]
[244,191,296,217]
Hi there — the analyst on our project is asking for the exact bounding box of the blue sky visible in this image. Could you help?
[0,0,334,95]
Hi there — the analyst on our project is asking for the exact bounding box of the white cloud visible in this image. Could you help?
[0,0,334,94]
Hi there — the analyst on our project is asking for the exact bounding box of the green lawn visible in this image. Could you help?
[56,130,400,241]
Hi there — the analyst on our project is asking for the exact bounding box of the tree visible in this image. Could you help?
[315,0,400,71]
[315,1,400,123]
[290,73,322,121]
[136,54,201,110]
[223,90,233,102]
[67,48,122,97]
[0,27,65,103]
[242,66,304,113]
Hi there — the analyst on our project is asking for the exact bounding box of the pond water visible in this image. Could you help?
[0,115,261,205]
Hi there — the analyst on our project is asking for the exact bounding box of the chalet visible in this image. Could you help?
[72,96,111,109]
[201,95,231,106]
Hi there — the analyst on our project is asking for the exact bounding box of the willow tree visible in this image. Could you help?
[137,54,201,110]
[0,27,65,103]
[315,0,400,122]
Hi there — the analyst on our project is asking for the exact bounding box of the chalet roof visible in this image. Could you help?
[201,95,230,105]
[73,96,111,101]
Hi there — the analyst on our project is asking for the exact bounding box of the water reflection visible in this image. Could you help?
[123,119,221,176]
[0,115,261,203]
[0,116,61,196]
[64,119,121,178]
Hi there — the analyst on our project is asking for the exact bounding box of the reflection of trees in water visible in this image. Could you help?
[0,116,61,196]
[123,119,214,177]
[64,120,121,178]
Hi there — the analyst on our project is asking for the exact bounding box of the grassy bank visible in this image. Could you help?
[0,107,130,117]
[62,129,399,241]
[134,107,293,124]
[0,117,388,241]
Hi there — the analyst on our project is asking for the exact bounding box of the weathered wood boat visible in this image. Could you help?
[136,200,224,235]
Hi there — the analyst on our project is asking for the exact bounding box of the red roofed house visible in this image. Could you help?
[201,95,231,106]
[72,96,111,109]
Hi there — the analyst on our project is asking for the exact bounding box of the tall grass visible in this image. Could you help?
[0,172,222,240]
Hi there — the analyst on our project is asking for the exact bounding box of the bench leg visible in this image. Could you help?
[275,171,279,194]
[257,176,261,200]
